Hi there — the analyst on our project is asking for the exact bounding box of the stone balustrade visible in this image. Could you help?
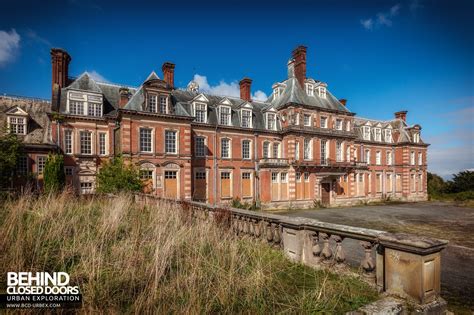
[135,194,448,313]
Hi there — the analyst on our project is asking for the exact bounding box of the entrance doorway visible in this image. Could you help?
[321,183,331,205]
[164,170,178,199]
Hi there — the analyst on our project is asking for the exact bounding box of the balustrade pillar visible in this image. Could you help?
[360,241,376,278]
[333,235,345,264]
[320,233,332,262]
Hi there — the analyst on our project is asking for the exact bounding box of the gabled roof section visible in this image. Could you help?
[144,71,160,82]
[192,93,209,103]
[5,106,29,116]
[123,86,145,111]
[67,72,103,93]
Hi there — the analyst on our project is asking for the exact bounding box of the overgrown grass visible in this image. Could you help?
[0,193,378,313]
[429,191,474,207]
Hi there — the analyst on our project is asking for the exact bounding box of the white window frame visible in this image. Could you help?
[37,155,47,175]
[64,129,73,155]
[148,94,158,113]
[304,138,312,161]
[266,113,277,130]
[67,91,103,117]
[164,130,178,154]
[159,95,169,114]
[374,128,382,141]
[413,133,420,143]
[194,102,207,123]
[242,139,251,160]
[98,132,107,156]
[262,141,270,159]
[221,138,231,159]
[335,119,343,131]
[346,146,351,162]
[303,114,311,126]
[363,126,371,140]
[195,136,206,157]
[317,86,326,99]
[295,141,300,160]
[272,142,280,158]
[320,116,328,128]
[7,116,27,135]
[139,127,153,153]
[305,83,314,96]
[219,106,232,126]
[320,139,327,164]
[410,151,415,165]
[241,109,252,128]
[336,141,343,162]
[375,151,381,165]
[385,129,392,143]
[346,120,351,132]
[387,151,393,165]
[418,152,423,165]
[79,130,93,155]
[365,149,371,165]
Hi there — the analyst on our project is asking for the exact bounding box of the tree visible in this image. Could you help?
[427,172,446,195]
[43,153,66,193]
[0,130,22,188]
[447,171,474,193]
[96,156,143,194]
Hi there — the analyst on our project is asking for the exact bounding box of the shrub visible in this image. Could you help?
[0,129,22,188]
[96,156,143,194]
[43,153,65,193]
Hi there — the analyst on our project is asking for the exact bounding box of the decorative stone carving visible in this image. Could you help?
[360,241,376,273]
[266,222,273,242]
[320,233,332,260]
[333,235,345,263]
[312,232,321,257]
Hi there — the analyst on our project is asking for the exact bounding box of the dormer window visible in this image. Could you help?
[67,91,103,117]
[8,116,27,135]
[305,83,314,96]
[194,102,207,123]
[266,113,276,130]
[413,133,420,143]
[363,126,371,140]
[317,86,326,99]
[374,128,382,141]
[148,94,157,112]
[159,95,168,114]
[219,106,231,126]
[385,129,392,143]
[241,109,252,128]
[273,87,281,100]
[335,119,343,130]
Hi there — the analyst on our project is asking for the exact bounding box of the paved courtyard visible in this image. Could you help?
[279,202,474,311]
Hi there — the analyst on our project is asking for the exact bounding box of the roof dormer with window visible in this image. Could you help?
[363,124,371,141]
[271,83,286,101]
[316,84,327,99]
[265,109,277,131]
[240,103,253,128]
[67,91,103,117]
[218,105,232,126]
[192,94,209,123]
[5,107,28,135]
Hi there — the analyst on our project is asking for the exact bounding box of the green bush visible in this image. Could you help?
[96,156,143,194]
[0,130,22,188]
[43,153,66,193]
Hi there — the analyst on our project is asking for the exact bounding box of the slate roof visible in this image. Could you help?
[353,116,424,144]
[0,96,54,145]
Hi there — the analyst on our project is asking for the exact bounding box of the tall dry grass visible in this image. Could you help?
[0,193,378,313]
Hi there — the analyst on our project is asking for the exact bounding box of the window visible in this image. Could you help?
[396,174,402,192]
[376,151,381,165]
[99,132,106,155]
[304,114,311,126]
[304,138,312,160]
[418,152,423,165]
[159,95,168,114]
[219,106,231,125]
[306,83,314,96]
[37,156,46,174]
[17,156,27,175]
[281,172,288,183]
[335,119,343,130]
[346,121,351,132]
[295,142,300,160]
[346,146,351,162]
[64,167,73,176]
[387,174,393,192]
[418,173,423,191]
[317,86,326,98]
[195,171,206,180]
[272,142,280,158]
[365,149,371,165]
[80,131,92,155]
[140,170,153,180]
[413,133,420,143]
[374,128,382,141]
[376,174,382,193]
[273,87,281,99]
[242,172,251,180]
[165,130,177,154]
[320,116,328,128]
[385,129,392,143]
[64,130,72,154]
[195,137,206,157]
[266,113,276,130]
[242,172,252,197]
[304,172,310,182]
[320,140,327,164]
[139,128,152,153]
[242,140,251,159]
[241,109,252,128]
[221,172,231,198]
[194,102,207,123]
[410,151,415,165]
[368,173,372,193]
[148,94,157,112]
[221,138,230,158]
[80,182,93,194]
[411,174,416,192]
[165,171,177,179]
[354,148,358,162]
[88,103,102,117]
[271,172,278,183]
[387,151,392,165]
[69,100,84,115]
[263,142,270,158]
[363,126,371,140]
[295,172,301,182]
[336,141,343,162]
[8,117,26,135]
[295,113,300,125]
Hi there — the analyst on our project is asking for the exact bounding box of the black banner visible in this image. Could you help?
[0,294,82,309]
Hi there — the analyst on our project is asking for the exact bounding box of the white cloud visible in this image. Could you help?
[0,29,21,66]
[361,4,401,30]
[25,29,51,46]
[88,70,109,83]
[192,74,267,101]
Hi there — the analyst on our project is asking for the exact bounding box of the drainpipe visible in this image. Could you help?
[213,125,218,206]
[254,133,259,206]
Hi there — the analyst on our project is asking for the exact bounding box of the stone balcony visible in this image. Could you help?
[258,158,289,168]
[281,125,357,139]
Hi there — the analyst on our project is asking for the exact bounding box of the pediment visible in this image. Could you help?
[192,93,209,103]
[219,97,232,106]
[5,106,28,116]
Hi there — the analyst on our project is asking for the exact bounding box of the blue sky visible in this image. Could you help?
[0,0,472,178]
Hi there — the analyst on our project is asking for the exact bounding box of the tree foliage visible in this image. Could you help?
[96,156,143,194]
[43,153,66,193]
[427,172,446,195]
[446,171,474,193]
[0,130,22,188]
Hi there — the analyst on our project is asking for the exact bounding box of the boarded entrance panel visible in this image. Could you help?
[271,172,279,201]
[194,171,206,201]
[295,173,303,200]
[242,172,252,197]
[164,171,178,199]
[221,172,231,198]
[321,183,330,205]
[304,173,310,199]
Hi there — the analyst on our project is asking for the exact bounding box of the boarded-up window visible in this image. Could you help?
[164,171,178,199]
[358,174,364,196]
[242,172,252,197]
[376,174,382,193]
[194,171,207,200]
[386,174,393,193]
[221,172,231,198]
[418,174,423,191]
[295,172,303,200]
[411,174,416,192]
[396,174,402,192]
[271,172,279,201]
[280,172,288,200]
[304,172,311,199]
[367,173,372,194]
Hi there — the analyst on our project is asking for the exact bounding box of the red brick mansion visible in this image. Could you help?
[0,46,428,207]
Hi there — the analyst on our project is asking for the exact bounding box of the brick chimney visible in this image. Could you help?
[50,48,71,110]
[239,78,252,102]
[119,87,131,108]
[292,45,307,88]
[339,99,347,106]
[395,110,408,122]
[162,62,175,89]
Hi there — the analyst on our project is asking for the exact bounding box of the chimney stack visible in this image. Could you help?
[394,110,408,122]
[292,45,307,89]
[162,62,175,89]
[119,87,131,108]
[239,77,252,102]
[339,99,347,106]
[50,48,71,110]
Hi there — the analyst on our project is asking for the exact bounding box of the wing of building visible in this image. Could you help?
[0,46,428,206]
